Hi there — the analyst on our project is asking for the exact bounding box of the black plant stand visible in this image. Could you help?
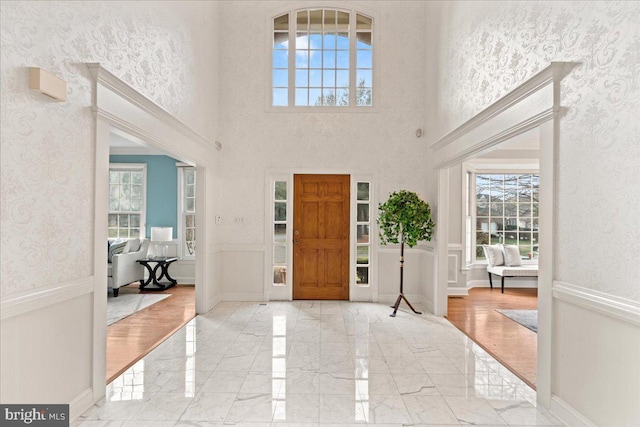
[390,239,422,317]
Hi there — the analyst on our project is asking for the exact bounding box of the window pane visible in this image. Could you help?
[476,231,489,247]
[323,69,336,87]
[356,14,372,30]
[356,267,369,284]
[519,204,531,216]
[108,229,118,238]
[357,182,369,200]
[186,214,195,228]
[275,202,287,221]
[322,89,336,106]
[296,10,308,28]
[274,266,286,284]
[357,204,369,222]
[476,202,489,216]
[274,224,286,242]
[120,198,130,211]
[120,172,130,184]
[119,229,128,238]
[130,228,140,237]
[110,184,119,198]
[273,88,288,106]
[108,214,118,227]
[274,32,288,49]
[273,50,288,68]
[132,171,143,185]
[323,33,336,49]
[132,185,142,198]
[130,214,140,227]
[109,171,119,184]
[275,181,287,200]
[356,87,372,106]
[357,225,369,243]
[356,69,372,87]
[187,199,195,211]
[118,214,129,227]
[490,203,503,216]
[323,50,336,68]
[295,88,308,106]
[296,69,308,87]
[357,50,372,69]
[336,89,349,105]
[274,14,289,31]
[324,9,336,28]
[357,246,369,264]
[274,245,286,264]
[309,69,322,87]
[337,12,349,30]
[309,50,322,68]
[337,32,349,49]
[273,69,288,87]
[186,229,195,241]
[186,170,195,185]
[109,198,119,211]
[476,218,489,232]
[295,50,308,68]
[309,88,322,105]
[309,33,322,48]
[309,10,322,30]
[336,51,349,70]
[356,32,372,48]
[186,185,195,197]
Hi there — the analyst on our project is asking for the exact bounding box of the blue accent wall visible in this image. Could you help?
[110,155,178,238]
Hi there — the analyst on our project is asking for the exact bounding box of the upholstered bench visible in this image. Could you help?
[487,264,538,293]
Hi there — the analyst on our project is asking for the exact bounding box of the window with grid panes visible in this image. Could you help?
[182,167,196,257]
[273,181,288,285]
[272,8,373,107]
[475,174,539,261]
[108,165,145,239]
[356,182,371,286]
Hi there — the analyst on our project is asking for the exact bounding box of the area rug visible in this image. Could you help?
[496,309,538,333]
[107,293,170,326]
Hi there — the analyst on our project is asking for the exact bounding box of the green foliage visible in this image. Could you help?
[378,190,435,248]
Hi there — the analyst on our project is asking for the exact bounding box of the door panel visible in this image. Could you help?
[293,174,350,300]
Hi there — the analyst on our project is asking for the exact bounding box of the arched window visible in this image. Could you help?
[272,8,373,107]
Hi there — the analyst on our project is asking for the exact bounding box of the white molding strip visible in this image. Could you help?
[69,388,94,422]
[447,243,463,250]
[87,63,214,151]
[468,279,539,289]
[1,276,94,320]
[378,245,434,253]
[550,395,597,427]
[431,62,576,151]
[448,287,469,297]
[553,281,640,327]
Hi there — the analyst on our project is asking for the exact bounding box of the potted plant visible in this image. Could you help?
[378,190,435,317]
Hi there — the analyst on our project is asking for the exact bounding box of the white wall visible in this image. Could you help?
[0,0,217,412]
[430,1,640,424]
[214,1,434,302]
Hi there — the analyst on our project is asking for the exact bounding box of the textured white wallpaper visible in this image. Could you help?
[215,1,430,245]
[436,1,640,301]
[0,1,216,298]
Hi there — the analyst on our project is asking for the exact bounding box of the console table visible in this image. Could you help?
[137,257,178,291]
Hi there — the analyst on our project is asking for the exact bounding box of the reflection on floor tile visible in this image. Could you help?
[78,302,562,426]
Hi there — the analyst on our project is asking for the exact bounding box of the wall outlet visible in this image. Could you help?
[215,215,222,224]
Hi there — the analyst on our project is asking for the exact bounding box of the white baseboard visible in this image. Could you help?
[69,387,93,422]
[209,294,222,310]
[219,292,266,302]
[550,395,596,427]
[448,287,469,296]
[467,279,539,289]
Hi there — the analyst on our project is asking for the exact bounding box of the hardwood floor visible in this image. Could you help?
[106,285,195,384]
[446,287,538,389]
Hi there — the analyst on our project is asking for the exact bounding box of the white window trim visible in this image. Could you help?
[463,163,540,267]
[177,164,196,261]
[266,7,378,112]
[108,163,147,239]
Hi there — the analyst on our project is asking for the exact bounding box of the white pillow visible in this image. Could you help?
[483,244,504,267]
[503,245,522,266]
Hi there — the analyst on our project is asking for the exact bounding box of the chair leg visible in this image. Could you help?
[113,288,119,297]
[488,272,493,289]
[501,276,505,294]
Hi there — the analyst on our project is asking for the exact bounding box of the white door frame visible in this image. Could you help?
[263,169,378,302]
[430,62,576,409]
[88,64,217,402]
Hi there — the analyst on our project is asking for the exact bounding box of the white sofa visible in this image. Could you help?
[483,244,538,293]
[108,239,150,297]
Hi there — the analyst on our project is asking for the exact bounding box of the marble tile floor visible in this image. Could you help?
[77,301,561,426]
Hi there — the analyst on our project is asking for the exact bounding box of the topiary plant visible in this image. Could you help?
[378,190,435,316]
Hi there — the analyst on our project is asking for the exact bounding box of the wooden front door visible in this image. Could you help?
[293,174,350,300]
